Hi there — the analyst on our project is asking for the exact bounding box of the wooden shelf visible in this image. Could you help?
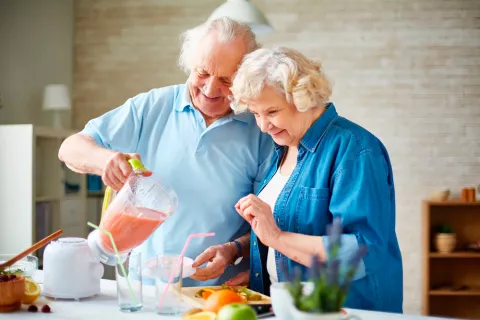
[422,200,480,319]
[425,200,480,206]
[87,191,104,198]
[430,252,480,258]
[63,194,85,200]
[36,194,84,202]
[0,124,88,259]
[36,195,60,202]
[34,126,75,139]
[430,289,480,296]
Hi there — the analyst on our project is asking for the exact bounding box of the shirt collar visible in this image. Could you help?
[299,103,338,152]
[175,82,250,124]
[174,83,192,112]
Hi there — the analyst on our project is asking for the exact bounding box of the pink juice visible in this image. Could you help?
[99,207,167,253]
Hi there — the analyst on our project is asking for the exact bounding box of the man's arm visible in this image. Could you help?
[58,134,115,176]
[228,231,251,259]
[59,92,152,190]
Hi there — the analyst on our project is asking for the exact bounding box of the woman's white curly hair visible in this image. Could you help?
[178,17,260,74]
[230,47,332,113]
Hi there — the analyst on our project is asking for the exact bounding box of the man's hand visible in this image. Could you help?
[190,243,237,281]
[102,152,141,191]
[225,271,249,286]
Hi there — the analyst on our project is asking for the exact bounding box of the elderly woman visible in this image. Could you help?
[227,47,403,313]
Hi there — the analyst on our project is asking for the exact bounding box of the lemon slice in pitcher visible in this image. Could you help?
[22,278,41,304]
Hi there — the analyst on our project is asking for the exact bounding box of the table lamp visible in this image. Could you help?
[208,0,273,36]
[42,84,71,129]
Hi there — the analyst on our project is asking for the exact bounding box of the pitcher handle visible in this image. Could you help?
[100,158,147,222]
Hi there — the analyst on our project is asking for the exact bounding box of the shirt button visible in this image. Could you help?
[255,273,260,278]
[253,241,257,246]
[276,218,280,223]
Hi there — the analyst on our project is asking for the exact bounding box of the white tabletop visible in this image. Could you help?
[0,271,455,320]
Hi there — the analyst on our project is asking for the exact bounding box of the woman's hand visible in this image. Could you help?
[235,194,282,247]
[102,152,141,191]
[225,271,250,286]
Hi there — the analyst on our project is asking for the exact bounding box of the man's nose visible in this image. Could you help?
[204,77,220,97]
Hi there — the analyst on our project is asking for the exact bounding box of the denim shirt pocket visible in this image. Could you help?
[294,187,330,234]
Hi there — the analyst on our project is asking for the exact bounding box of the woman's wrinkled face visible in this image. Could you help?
[247,86,321,147]
[188,32,246,121]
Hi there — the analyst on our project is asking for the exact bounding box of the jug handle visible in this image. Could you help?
[100,159,147,222]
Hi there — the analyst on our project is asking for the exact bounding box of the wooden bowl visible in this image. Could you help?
[429,190,450,202]
[0,275,25,313]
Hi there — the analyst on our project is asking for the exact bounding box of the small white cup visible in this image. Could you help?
[270,282,294,320]
[290,306,361,320]
[271,282,360,320]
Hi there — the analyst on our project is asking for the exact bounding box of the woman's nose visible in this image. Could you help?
[259,118,270,133]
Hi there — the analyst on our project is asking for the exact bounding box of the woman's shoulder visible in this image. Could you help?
[326,116,388,155]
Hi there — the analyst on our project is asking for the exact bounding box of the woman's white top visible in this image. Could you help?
[257,169,290,284]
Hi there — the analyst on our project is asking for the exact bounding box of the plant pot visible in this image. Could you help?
[435,233,456,253]
[289,305,360,320]
[0,275,25,313]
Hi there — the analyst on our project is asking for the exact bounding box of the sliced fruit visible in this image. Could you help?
[204,289,246,313]
[183,311,217,320]
[196,287,218,299]
[202,291,212,299]
[183,308,203,316]
[21,278,41,304]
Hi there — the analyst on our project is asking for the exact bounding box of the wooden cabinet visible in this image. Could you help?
[422,201,480,319]
[0,124,87,267]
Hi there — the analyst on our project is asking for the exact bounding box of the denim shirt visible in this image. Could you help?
[249,104,403,313]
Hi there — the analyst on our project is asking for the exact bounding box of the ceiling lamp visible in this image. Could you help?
[208,0,273,36]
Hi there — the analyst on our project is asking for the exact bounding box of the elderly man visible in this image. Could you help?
[58,17,273,286]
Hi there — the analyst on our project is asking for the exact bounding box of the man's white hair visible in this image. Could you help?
[230,47,332,113]
[178,17,260,74]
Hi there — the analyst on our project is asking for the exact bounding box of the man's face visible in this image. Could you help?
[188,31,247,121]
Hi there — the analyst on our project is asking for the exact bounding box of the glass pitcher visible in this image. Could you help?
[87,159,178,265]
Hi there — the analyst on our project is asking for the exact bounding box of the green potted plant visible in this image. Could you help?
[434,223,456,253]
[282,218,366,320]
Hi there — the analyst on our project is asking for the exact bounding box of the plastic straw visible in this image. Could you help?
[157,232,215,309]
[87,221,139,306]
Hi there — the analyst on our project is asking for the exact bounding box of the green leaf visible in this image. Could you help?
[0,268,23,276]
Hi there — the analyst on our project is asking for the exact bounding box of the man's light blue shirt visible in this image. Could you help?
[80,84,273,286]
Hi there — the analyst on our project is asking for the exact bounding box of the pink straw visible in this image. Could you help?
[157,232,215,309]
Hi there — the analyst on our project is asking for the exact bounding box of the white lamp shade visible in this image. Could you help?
[208,0,273,36]
[42,84,71,111]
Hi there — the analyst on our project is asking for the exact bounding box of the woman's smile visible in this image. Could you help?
[270,129,285,137]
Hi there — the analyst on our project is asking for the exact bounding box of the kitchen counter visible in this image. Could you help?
[1,271,456,319]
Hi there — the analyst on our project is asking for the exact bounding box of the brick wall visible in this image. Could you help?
[73,0,480,314]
